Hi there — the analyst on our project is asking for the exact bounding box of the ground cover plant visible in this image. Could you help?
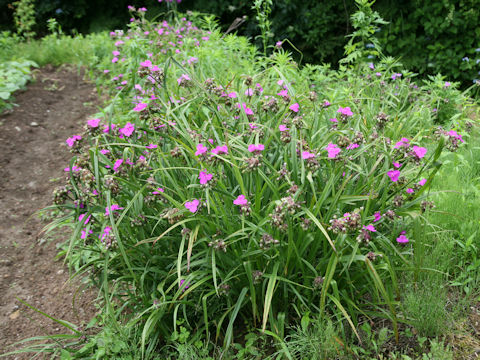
[2,2,479,359]
[0,58,37,112]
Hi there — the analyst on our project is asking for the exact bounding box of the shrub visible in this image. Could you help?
[45,6,472,357]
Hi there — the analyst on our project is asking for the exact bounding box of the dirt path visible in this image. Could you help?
[0,66,98,359]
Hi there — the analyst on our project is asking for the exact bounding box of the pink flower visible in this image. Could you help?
[249,123,258,129]
[279,124,289,132]
[64,165,81,172]
[301,151,315,160]
[237,102,254,116]
[146,144,158,149]
[140,60,152,68]
[103,124,116,133]
[394,137,410,149]
[119,122,135,137]
[81,229,93,239]
[329,118,338,123]
[211,145,228,155]
[195,143,208,156]
[387,170,401,182]
[346,143,359,150]
[412,146,427,159]
[228,92,237,98]
[100,149,110,155]
[373,212,382,222]
[289,103,300,113]
[277,89,288,97]
[152,187,164,194]
[418,178,427,186]
[337,107,353,117]
[133,102,148,112]
[245,88,254,96]
[396,234,409,244]
[100,226,112,241]
[393,162,401,169]
[112,57,119,63]
[363,224,376,232]
[177,74,191,85]
[79,214,91,225]
[105,204,123,216]
[248,144,265,153]
[112,50,120,56]
[233,195,248,206]
[185,199,200,213]
[113,159,123,172]
[199,170,213,185]
[406,188,414,194]
[87,118,101,128]
[66,135,82,147]
[325,143,341,159]
[448,130,464,142]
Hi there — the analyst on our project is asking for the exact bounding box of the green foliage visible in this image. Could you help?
[377,0,480,85]
[37,9,475,359]
[0,59,37,112]
[13,0,36,40]
[252,0,273,58]
[341,0,387,65]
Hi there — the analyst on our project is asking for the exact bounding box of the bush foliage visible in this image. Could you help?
[26,4,473,358]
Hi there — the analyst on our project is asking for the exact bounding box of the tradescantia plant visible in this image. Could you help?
[49,6,469,356]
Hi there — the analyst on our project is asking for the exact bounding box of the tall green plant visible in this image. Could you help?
[252,0,273,57]
[340,0,387,65]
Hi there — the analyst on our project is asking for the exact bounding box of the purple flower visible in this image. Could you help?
[394,137,410,149]
[211,145,228,155]
[346,143,359,150]
[412,146,427,159]
[119,122,135,137]
[363,224,376,232]
[289,103,300,113]
[233,195,248,205]
[185,199,200,213]
[396,234,409,244]
[337,107,353,117]
[146,144,158,149]
[199,170,213,185]
[113,159,123,172]
[302,151,315,160]
[140,60,152,68]
[237,102,254,116]
[248,144,265,153]
[325,143,341,159]
[133,102,148,112]
[105,204,123,216]
[87,118,101,128]
[245,88,254,96]
[195,144,208,156]
[373,212,382,222]
[387,170,401,182]
[66,135,82,147]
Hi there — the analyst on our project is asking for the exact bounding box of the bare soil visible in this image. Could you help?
[0,66,98,359]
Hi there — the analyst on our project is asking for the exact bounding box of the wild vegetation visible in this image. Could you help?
[1,1,480,359]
